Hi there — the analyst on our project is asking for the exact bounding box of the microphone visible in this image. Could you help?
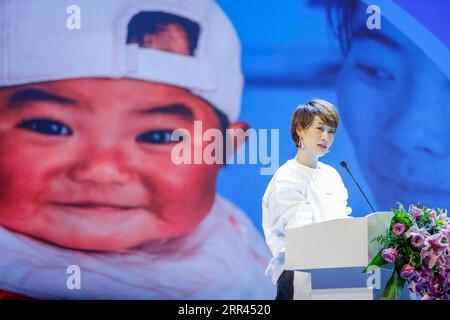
[340,161,376,213]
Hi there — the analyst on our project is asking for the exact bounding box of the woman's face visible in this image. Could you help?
[297,116,335,159]
[337,12,450,210]
[0,78,223,251]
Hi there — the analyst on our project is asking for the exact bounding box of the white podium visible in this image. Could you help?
[285,212,411,300]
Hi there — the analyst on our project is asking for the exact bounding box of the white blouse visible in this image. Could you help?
[262,157,352,285]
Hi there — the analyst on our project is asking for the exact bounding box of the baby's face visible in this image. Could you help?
[0,78,222,251]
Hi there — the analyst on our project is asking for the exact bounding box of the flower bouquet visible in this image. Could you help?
[363,203,449,300]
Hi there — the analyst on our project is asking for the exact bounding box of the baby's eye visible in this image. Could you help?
[136,130,178,144]
[356,62,395,81]
[16,118,73,136]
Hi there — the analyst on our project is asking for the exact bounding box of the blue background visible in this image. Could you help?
[216,0,377,235]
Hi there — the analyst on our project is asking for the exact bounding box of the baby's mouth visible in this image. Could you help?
[50,202,138,212]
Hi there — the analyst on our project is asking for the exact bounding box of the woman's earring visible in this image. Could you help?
[298,136,303,149]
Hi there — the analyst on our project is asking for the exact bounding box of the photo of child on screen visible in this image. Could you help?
[0,0,275,299]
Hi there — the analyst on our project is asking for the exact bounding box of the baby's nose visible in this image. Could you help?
[68,155,132,185]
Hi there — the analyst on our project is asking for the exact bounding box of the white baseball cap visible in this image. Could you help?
[0,0,244,121]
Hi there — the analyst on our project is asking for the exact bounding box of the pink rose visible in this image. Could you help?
[411,233,425,248]
[392,223,406,236]
[400,264,416,280]
[382,248,397,263]
[410,206,423,219]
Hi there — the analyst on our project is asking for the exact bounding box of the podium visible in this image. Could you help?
[285,212,413,300]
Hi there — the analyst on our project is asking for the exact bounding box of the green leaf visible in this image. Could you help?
[381,271,406,300]
[409,252,421,268]
[363,250,388,273]
[396,212,413,228]
[436,220,444,226]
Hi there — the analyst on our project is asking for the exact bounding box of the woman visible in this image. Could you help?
[262,99,352,300]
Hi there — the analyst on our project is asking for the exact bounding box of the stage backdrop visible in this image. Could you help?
[217,0,450,235]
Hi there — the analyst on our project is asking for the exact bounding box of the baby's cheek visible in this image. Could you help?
[137,161,218,238]
[152,190,206,239]
[0,168,43,221]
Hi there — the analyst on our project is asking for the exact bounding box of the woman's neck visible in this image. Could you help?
[295,149,318,169]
